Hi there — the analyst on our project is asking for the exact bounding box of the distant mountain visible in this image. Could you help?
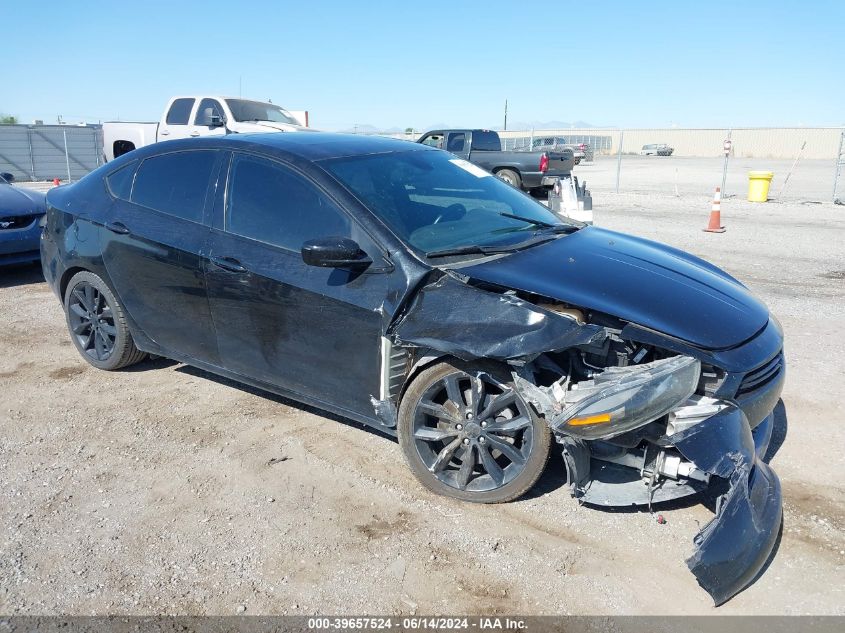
[337,124,407,134]
[333,120,603,135]
[499,120,598,131]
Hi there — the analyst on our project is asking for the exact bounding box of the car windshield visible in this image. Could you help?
[323,149,578,256]
[224,99,298,124]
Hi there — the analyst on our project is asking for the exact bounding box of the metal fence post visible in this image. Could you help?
[833,130,844,204]
[615,130,624,193]
[94,128,102,167]
[63,128,72,183]
[27,128,36,181]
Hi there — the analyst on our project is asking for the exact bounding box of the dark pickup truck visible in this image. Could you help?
[417,129,575,193]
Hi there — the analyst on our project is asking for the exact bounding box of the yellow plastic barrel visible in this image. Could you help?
[747,171,774,202]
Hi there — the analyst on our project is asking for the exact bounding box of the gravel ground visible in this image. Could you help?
[1,191,843,616]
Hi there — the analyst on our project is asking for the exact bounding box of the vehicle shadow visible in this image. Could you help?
[173,363,398,442]
[0,262,43,288]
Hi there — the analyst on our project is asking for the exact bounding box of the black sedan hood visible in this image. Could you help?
[0,184,47,217]
[456,226,769,350]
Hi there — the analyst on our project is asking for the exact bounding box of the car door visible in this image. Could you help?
[204,151,388,418]
[100,149,224,364]
[158,98,196,141]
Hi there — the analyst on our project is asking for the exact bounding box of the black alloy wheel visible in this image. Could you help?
[398,361,551,503]
[63,271,147,370]
[67,281,116,362]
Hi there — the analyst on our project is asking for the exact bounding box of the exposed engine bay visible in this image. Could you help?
[382,272,785,605]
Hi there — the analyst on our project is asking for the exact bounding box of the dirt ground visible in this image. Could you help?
[1,190,843,616]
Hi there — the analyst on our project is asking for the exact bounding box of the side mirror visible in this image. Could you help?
[209,113,225,128]
[0,172,14,183]
[301,237,372,269]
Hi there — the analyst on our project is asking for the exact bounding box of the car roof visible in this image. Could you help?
[130,132,430,162]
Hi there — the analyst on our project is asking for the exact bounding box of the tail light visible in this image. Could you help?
[539,153,549,173]
[579,143,586,150]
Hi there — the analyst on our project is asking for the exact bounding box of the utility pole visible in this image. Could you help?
[503,99,508,131]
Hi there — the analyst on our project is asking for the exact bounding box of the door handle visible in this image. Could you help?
[210,255,247,273]
[190,131,200,137]
[105,221,130,235]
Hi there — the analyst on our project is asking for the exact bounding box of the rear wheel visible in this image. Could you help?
[64,271,146,370]
[495,169,522,190]
[398,360,551,503]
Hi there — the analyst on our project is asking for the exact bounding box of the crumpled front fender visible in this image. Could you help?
[671,406,782,605]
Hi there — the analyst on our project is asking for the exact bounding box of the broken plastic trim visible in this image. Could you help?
[670,405,782,605]
[390,273,606,363]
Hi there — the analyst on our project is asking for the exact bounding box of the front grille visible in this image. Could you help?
[0,215,37,230]
[737,352,784,396]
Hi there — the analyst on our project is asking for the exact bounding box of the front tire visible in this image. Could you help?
[398,360,551,503]
[64,271,147,370]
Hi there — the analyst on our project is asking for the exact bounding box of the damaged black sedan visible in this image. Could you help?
[41,133,784,605]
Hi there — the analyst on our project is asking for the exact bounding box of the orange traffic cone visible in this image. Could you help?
[704,187,725,233]
[53,178,60,187]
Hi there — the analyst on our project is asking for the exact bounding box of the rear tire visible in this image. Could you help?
[398,360,551,503]
[64,271,147,370]
[495,169,522,190]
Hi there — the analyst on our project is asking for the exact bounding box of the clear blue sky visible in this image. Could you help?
[3,0,843,130]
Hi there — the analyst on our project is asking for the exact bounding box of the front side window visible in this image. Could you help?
[420,134,444,149]
[324,149,576,254]
[194,99,225,126]
[131,150,217,222]
[165,98,196,125]
[226,153,350,251]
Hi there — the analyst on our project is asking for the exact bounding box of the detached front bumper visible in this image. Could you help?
[524,353,784,605]
[672,406,782,605]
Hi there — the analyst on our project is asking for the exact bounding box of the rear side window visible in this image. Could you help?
[471,130,501,151]
[165,98,195,125]
[131,150,217,222]
[106,162,136,200]
[446,133,465,153]
[227,153,350,251]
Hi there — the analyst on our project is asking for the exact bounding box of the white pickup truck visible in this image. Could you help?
[102,96,311,161]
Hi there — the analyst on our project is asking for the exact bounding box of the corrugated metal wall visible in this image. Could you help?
[498,127,844,159]
[0,124,103,182]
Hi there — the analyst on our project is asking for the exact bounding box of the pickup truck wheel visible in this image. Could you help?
[398,360,551,503]
[495,169,522,189]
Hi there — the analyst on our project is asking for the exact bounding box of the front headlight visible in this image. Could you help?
[553,355,701,440]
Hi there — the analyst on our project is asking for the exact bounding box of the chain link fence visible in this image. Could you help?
[0,124,103,183]
[4,123,841,202]
[499,127,845,202]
